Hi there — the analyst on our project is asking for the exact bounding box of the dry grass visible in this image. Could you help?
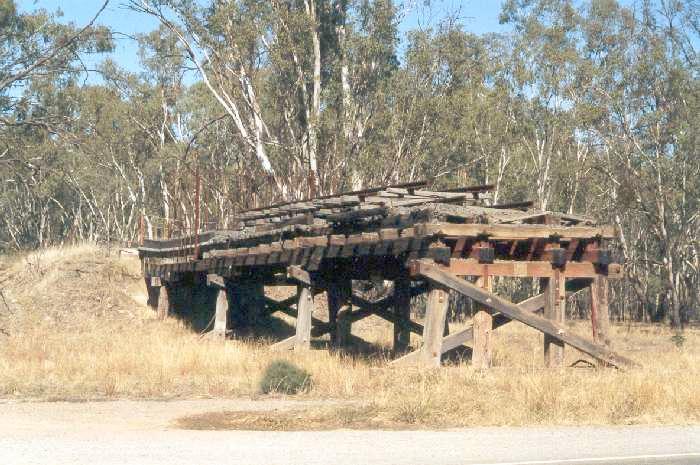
[0,244,698,428]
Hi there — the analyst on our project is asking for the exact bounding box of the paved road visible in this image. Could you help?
[1,400,698,465]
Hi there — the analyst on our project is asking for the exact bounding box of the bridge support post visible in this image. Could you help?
[590,275,611,348]
[472,275,493,369]
[543,270,566,368]
[419,283,449,367]
[393,276,411,353]
[206,274,229,340]
[145,276,160,312]
[157,283,170,320]
[294,284,314,350]
[327,279,352,347]
[241,281,265,329]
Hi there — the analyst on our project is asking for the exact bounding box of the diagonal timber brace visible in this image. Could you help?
[265,284,428,338]
[410,260,638,369]
[265,295,371,349]
[392,293,545,366]
[265,282,430,350]
[392,278,594,366]
[440,278,594,353]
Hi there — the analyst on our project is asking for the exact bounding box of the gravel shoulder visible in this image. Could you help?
[1,399,699,465]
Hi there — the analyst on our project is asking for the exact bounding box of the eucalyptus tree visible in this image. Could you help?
[129,0,400,202]
[0,0,113,249]
[575,0,699,326]
[500,0,699,326]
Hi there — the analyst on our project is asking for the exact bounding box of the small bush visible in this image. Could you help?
[671,333,685,349]
[259,360,311,394]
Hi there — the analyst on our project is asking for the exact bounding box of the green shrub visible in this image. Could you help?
[259,360,311,394]
[671,333,686,349]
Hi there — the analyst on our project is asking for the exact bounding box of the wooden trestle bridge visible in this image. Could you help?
[139,181,637,369]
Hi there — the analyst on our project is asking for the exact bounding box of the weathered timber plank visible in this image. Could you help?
[490,200,534,209]
[271,335,296,351]
[241,180,427,216]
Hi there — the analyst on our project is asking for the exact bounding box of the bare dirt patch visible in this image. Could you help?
[175,406,389,431]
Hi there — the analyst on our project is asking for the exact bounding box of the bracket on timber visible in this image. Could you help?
[206,273,226,288]
[287,265,312,286]
[407,260,638,369]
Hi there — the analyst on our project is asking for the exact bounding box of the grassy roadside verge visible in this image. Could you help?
[0,244,698,428]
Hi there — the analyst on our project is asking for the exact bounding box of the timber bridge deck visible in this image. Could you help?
[139,181,636,369]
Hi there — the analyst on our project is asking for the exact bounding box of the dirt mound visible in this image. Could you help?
[0,244,148,334]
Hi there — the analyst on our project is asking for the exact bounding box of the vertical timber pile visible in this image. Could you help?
[472,274,493,368]
[213,284,230,339]
[393,276,411,352]
[327,279,352,347]
[590,275,611,348]
[543,268,566,367]
[419,283,450,367]
[207,274,230,339]
[230,280,265,330]
[243,281,265,328]
[145,277,160,311]
[157,285,170,319]
[295,284,314,350]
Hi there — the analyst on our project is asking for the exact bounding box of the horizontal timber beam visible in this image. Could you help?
[431,259,622,279]
[420,223,616,240]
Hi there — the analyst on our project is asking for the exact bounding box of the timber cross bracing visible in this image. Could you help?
[139,181,636,369]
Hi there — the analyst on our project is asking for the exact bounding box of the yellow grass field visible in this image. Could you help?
[0,244,698,428]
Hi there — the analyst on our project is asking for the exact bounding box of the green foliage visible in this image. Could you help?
[671,334,686,350]
[259,360,311,395]
[0,0,698,326]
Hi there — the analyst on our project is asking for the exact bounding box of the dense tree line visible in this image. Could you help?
[1,0,698,327]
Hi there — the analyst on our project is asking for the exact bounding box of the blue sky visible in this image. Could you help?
[17,0,510,77]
